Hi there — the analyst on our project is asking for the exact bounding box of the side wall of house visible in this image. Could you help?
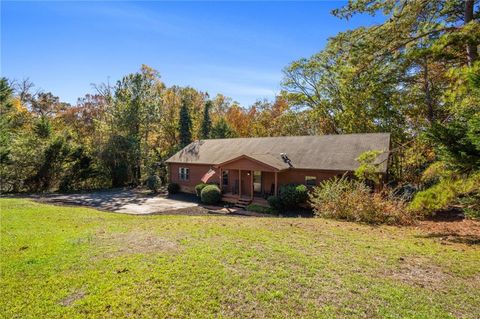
[168,163,219,194]
[167,163,375,195]
[277,169,343,187]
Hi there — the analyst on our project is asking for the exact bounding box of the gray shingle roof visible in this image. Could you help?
[166,133,391,173]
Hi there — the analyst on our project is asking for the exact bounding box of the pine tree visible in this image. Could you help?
[201,100,212,139]
[211,117,236,139]
[179,97,192,147]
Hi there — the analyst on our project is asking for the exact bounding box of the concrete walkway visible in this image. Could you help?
[36,189,199,215]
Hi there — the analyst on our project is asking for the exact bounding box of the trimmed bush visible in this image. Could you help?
[146,174,161,193]
[200,184,222,204]
[309,176,414,225]
[195,183,208,197]
[167,182,180,194]
[266,185,309,211]
[246,203,277,215]
[278,184,309,210]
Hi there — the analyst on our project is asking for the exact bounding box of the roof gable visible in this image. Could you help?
[215,154,290,171]
[166,133,391,173]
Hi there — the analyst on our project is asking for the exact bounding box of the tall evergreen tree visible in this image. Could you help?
[0,78,14,168]
[179,97,192,147]
[211,117,236,139]
[201,100,212,139]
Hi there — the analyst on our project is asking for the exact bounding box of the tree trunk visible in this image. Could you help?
[423,58,434,122]
[465,0,478,66]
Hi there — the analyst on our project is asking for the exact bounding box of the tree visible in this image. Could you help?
[59,145,97,192]
[333,0,479,67]
[25,137,70,192]
[103,65,164,185]
[200,100,212,139]
[13,78,35,104]
[0,78,40,193]
[282,44,408,138]
[101,135,137,187]
[61,94,106,142]
[465,0,479,65]
[179,97,192,147]
[427,63,480,173]
[30,92,67,117]
[210,117,237,139]
[0,78,15,182]
[224,104,253,137]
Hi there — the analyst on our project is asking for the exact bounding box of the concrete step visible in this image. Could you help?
[234,199,251,209]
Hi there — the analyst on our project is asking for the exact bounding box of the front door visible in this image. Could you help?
[240,170,251,197]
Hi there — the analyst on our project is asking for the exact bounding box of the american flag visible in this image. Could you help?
[201,168,216,183]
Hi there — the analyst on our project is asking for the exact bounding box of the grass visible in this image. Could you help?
[1,198,479,318]
[245,203,277,215]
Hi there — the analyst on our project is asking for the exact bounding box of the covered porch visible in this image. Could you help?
[213,154,289,206]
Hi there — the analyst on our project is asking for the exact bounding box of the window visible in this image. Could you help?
[178,167,189,181]
[253,171,262,194]
[222,170,229,186]
[305,176,316,186]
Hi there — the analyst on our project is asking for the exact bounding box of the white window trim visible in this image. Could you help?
[305,176,316,186]
[179,167,189,181]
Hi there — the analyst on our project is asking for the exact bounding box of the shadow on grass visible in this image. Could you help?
[279,210,314,218]
[166,192,199,204]
[416,232,480,245]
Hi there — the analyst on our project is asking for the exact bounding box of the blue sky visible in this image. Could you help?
[2,1,382,106]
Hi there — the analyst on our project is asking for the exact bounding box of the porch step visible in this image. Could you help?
[234,198,252,209]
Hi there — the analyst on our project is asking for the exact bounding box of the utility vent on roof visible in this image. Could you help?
[280,153,293,167]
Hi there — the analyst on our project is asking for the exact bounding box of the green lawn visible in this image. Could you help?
[1,199,479,318]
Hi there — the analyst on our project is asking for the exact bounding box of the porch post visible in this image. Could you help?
[239,169,242,198]
[274,171,278,196]
[219,167,223,192]
[250,170,253,200]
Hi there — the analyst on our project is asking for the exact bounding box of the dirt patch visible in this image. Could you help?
[151,205,275,217]
[385,257,451,289]
[59,290,86,306]
[150,206,210,216]
[416,219,480,245]
[97,231,181,257]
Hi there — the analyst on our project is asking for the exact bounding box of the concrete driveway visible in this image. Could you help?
[36,189,199,215]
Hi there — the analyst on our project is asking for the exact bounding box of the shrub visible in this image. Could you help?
[459,193,480,219]
[309,176,414,225]
[409,172,480,218]
[409,181,456,215]
[277,184,309,210]
[200,184,221,204]
[146,174,161,193]
[267,196,282,210]
[392,183,418,201]
[167,182,180,194]
[246,204,277,215]
[195,183,208,197]
[355,150,383,184]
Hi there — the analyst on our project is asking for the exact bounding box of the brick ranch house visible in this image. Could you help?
[166,133,390,205]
